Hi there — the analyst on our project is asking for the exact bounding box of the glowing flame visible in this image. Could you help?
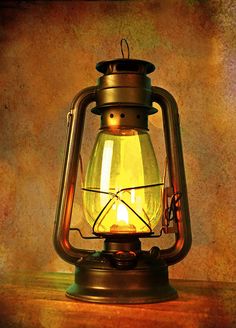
[117,203,129,224]
[131,188,135,203]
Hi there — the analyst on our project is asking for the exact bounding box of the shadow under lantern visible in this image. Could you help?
[54,51,192,303]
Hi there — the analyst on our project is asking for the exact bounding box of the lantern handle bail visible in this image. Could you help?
[120,38,130,59]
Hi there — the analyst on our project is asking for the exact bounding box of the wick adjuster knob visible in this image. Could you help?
[149,246,161,259]
[112,250,138,270]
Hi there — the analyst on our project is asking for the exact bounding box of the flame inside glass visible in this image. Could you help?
[82,128,163,235]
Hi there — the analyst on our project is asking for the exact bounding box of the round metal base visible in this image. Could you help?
[66,252,177,304]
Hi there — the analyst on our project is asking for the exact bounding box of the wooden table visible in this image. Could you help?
[0,272,235,328]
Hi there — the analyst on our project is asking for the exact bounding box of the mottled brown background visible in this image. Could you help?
[0,0,235,283]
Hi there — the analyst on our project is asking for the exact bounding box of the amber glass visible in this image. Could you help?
[82,128,163,235]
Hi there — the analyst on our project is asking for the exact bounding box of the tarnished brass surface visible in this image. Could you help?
[100,106,148,130]
[92,60,157,128]
[54,58,191,272]
[54,86,97,264]
[66,251,177,304]
[96,58,155,74]
[152,87,192,265]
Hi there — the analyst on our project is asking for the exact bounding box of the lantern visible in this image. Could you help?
[54,41,191,303]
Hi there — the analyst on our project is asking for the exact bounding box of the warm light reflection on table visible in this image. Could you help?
[0,272,235,328]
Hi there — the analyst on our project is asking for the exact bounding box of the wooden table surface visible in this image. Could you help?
[0,272,235,328]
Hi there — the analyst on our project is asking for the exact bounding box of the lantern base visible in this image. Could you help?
[66,251,177,304]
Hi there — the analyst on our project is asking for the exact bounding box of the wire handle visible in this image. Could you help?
[120,39,130,59]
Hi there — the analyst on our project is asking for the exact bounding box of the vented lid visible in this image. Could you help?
[96,59,155,75]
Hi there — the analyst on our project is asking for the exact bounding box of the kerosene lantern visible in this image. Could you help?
[54,41,191,303]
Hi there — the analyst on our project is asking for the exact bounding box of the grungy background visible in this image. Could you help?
[0,0,235,282]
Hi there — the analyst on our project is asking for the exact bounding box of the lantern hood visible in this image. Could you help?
[92,58,157,118]
[96,58,156,75]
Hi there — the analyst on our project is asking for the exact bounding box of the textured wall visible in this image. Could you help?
[0,0,235,282]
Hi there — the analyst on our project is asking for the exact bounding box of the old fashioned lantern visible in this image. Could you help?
[54,41,191,303]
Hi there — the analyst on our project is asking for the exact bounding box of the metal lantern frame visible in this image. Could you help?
[54,55,191,303]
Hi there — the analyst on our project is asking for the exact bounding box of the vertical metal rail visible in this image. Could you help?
[152,87,192,265]
[54,86,97,264]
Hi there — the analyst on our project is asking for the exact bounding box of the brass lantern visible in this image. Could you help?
[54,44,191,303]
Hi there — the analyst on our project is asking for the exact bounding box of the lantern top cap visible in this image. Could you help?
[96,58,156,75]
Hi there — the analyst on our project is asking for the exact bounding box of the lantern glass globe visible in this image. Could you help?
[83,128,163,235]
